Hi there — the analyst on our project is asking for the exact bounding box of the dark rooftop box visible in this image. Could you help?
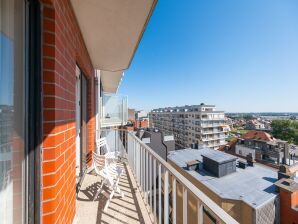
[201,150,237,178]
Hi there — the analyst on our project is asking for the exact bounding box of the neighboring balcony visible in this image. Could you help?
[100,93,128,128]
[77,129,238,224]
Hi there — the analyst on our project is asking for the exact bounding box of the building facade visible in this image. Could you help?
[149,104,228,149]
[234,131,289,166]
[0,0,156,223]
[136,128,175,161]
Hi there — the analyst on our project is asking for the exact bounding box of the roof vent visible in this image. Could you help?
[201,151,237,177]
[282,181,290,186]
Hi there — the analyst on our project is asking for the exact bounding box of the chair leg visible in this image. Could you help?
[104,190,114,211]
[115,186,125,198]
[93,180,105,201]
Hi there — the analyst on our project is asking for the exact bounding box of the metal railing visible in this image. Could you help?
[123,130,238,224]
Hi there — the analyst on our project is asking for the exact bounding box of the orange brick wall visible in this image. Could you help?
[40,0,95,223]
[279,190,298,224]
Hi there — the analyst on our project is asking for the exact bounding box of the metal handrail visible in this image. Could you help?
[126,130,239,224]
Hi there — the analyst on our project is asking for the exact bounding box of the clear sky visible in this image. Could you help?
[118,0,298,113]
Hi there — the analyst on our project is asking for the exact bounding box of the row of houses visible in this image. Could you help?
[226,118,272,131]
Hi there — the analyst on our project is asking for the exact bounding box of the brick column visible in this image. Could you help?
[40,0,95,223]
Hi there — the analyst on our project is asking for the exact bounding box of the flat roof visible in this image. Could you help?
[168,148,278,209]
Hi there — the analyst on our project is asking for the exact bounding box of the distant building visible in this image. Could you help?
[245,119,265,130]
[126,108,149,130]
[234,131,289,166]
[168,148,279,224]
[136,128,175,161]
[242,130,275,141]
[149,104,228,150]
[128,108,136,121]
[134,118,149,129]
[135,110,148,120]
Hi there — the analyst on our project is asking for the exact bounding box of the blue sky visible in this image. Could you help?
[0,33,13,106]
[118,0,298,113]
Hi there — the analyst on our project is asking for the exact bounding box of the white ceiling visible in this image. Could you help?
[100,70,124,93]
[71,0,157,72]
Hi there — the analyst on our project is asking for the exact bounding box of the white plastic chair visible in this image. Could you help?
[96,137,119,162]
[92,151,124,211]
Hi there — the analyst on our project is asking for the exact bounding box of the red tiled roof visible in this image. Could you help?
[241,130,275,142]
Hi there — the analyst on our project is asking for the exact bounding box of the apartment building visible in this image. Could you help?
[150,104,228,149]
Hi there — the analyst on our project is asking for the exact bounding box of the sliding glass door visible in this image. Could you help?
[75,66,88,178]
[75,68,88,194]
[80,75,88,176]
[0,0,26,223]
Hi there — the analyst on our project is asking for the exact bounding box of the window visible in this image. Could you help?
[1,1,41,223]
[1,0,26,222]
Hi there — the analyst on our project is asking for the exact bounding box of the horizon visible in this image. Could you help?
[130,105,298,114]
[118,0,298,113]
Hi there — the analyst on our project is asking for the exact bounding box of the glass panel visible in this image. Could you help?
[81,75,88,175]
[101,93,128,127]
[0,0,25,223]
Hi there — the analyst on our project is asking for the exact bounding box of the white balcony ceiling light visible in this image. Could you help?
[71,0,157,72]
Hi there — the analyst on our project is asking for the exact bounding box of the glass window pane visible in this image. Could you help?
[0,0,25,223]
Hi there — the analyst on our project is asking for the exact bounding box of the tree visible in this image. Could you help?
[242,114,254,120]
[271,120,298,144]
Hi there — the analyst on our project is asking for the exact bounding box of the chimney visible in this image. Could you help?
[246,153,255,166]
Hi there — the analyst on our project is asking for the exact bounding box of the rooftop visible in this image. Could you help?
[200,149,237,164]
[151,104,223,113]
[241,130,276,142]
[168,148,278,209]
[275,178,298,193]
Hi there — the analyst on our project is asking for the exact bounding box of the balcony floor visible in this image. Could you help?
[76,161,152,224]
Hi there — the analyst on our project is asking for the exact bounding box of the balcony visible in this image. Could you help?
[201,117,225,121]
[201,123,225,128]
[76,129,238,224]
[100,93,128,127]
[76,161,151,224]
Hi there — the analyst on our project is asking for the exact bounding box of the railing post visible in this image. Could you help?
[140,144,143,191]
[172,178,176,224]
[149,154,152,212]
[134,137,136,174]
[137,142,141,186]
[164,170,169,224]
[158,163,162,224]
[183,187,188,224]
[141,147,146,194]
[197,200,203,224]
[153,158,157,222]
[145,150,148,204]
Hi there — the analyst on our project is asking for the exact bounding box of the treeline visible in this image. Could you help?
[271,120,298,145]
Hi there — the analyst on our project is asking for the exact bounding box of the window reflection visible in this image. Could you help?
[0,0,25,223]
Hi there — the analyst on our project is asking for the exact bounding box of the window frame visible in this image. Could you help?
[26,0,42,223]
